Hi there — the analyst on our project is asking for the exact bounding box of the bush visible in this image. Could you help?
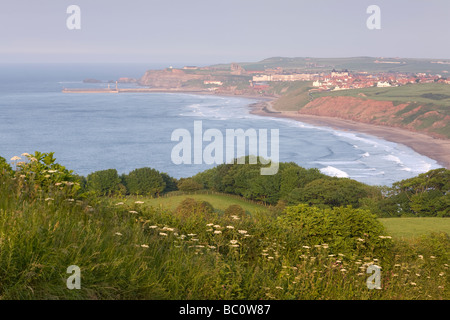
[87,169,122,196]
[14,151,80,197]
[224,204,246,218]
[277,204,391,255]
[123,167,166,196]
[0,156,13,175]
[175,198,214,220]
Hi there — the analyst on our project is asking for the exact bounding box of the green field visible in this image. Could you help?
[271,81,313,111]
[212,56,450,74]
[379,218,450,239]
[122,193,448,239]
[120,193,268,213]
[313,83,450,108]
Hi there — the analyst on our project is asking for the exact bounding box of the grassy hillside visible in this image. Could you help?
[1,174,449,300]
[1,153,450,300]
[212,57,450,74]
[313,83,450,107]
[124,193,450,239]
[271,81,313,111]
[273,83,450,138]
[118,193,268,213]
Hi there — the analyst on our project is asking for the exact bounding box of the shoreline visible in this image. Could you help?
[249,100,450,170]
[65,86,449,170]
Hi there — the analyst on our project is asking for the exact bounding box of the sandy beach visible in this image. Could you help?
[249,100,450,170]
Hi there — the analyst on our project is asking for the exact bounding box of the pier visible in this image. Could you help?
[62,87,211,94]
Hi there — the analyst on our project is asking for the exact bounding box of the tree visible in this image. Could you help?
[123,167,166,196]
[177,178,203,192]
[160,172,178,193]
[87,169,122,196]
[388,168,450,217]
[293,178,371,208]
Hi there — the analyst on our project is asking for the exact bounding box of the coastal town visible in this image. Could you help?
[251,68,450,92]
[68,58,450,97]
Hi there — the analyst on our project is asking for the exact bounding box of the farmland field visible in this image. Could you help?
[122,193,449,239]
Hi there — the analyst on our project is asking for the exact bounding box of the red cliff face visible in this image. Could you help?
[300,96,449,139]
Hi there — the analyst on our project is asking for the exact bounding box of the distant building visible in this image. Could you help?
[377,81,391,87]
[331,69,349,78]
[253,75,272,82]
[204,80,223,86]
[252,73,314,82]
[230,63,244,75]
[183,66,198,70]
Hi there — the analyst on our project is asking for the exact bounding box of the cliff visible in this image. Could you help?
[299,96,450,139]
[139,69,206,88]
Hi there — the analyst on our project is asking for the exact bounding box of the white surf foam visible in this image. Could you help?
[320,166,350,178]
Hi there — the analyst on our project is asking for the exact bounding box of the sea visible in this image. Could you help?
[0,63,442,186]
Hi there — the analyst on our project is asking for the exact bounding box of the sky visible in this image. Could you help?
[0,0,449,65]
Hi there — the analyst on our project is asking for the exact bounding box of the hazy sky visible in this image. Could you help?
[1,0,449,64]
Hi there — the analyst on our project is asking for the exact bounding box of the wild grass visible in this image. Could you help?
[0,171,448,300]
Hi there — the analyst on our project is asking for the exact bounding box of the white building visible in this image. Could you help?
[377,81,391,87]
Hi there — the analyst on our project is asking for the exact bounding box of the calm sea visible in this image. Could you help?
[0,64,441,185]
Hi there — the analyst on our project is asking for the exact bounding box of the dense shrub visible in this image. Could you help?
[175,198,214,219]
[192,160,381,208]
[224,204,246,217]
[0,156,13,174]
[277,204,391,255]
